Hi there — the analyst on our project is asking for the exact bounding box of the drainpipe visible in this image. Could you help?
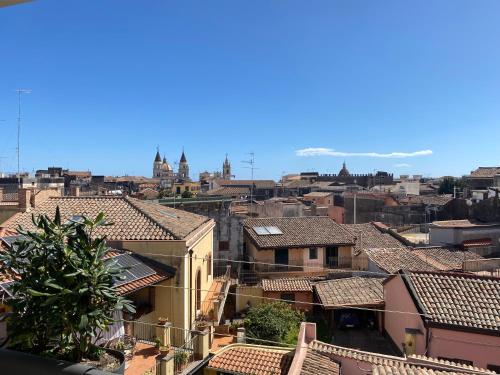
[189,249,194,329]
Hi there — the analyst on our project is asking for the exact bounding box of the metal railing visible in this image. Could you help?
[130,320,192,349]
[173,334,198,374]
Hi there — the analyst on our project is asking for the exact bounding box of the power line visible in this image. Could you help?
[140,251,410,278]
[121,319,296,348]
[145,283,431,318]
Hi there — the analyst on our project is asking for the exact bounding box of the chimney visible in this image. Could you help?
[18,188,34,211]
[70,186,80,197]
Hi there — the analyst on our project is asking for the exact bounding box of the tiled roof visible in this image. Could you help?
[344,223,407,255]
[365,247,437,274]
[308,340,403,366]
[303,192,332,198]
[244,217,355,249]
[372,364,468,375]
[304,339,492,375]
[207,344,294,375]
[2,196,211,241]
[405,271,500,332]
[301,347,340,375]
[399,195,453,206]
[314,277,384,308]
[469,167,500,178]
[412,247,483,271]
[261,277,314,292]
[462,238,493,247]
[206,186,250,196]
[430,220,500,228]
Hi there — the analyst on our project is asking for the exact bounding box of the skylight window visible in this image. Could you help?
[253,226,283,235]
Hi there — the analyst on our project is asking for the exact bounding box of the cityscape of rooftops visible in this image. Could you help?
[0,1,499,375]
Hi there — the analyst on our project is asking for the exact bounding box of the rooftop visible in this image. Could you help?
[207,344,294,375]
[244,216,355,249]
[404,271,500,333]
[412,247,483,271]
[1,196,212,241]
[300,346,340,375]
[365,247,437,273]
[468,167,500,178]
[314,277,384,308]
[430,220,500,229]
[261,277,315,292]
[344,222,407,255]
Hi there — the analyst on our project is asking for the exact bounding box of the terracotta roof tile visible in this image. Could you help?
[261,277,314,292]
[301,347,340,375]
[372,364,469,375]
[365,247,437,274]
[469,167,500,178]
[1,196,211,241]
[314,277,384,308]
[244,217,355,249]
[412,247,483,271]
[344,223,407,255]
[406,271,500,332]
[207,345,294,375]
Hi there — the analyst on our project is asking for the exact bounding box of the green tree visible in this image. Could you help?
[244,302,303,345]
[0,210,135,362]
[181,190,193,198]
[438,176,466,195]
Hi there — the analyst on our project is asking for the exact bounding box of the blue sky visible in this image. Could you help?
[1,1,499,180]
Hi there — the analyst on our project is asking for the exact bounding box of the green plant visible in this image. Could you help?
[154,337,161,350]
[244,302,303,345]
[0,210,135,362]
[174,350,189,366]
[181,190,193,198]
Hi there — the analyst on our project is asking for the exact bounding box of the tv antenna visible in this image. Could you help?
[242,152,259,204]
[16,88,32,187]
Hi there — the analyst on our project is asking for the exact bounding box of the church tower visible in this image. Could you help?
[222,154,231,180]
[153,149,162,178]
[178,149,190,180]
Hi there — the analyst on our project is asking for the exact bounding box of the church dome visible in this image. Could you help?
[161,157,173,171]
[338,162,350,176]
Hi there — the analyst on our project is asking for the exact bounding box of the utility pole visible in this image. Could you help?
[16,88,31,188]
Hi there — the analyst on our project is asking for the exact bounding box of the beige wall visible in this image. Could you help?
[235,285,263,313]
[246,238,353,270]
[118,227,214,332]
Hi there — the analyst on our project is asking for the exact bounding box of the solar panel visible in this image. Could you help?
[253,226,270,235]
[266,226,283,235]
[111,254,156,286]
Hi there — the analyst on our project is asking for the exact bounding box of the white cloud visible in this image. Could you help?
[295,147,433,159]
[394,163,411,168]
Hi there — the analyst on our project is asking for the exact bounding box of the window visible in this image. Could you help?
[207,254,212,277]
[281,293,295,303]
[309,247,318,260]
[195,269,202,312]
[219,241,229,251]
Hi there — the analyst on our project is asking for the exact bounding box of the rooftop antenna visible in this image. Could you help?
[242,152,259,205]
[16,88,31,187]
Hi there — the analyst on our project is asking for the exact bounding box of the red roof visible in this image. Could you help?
[462,238,492,248]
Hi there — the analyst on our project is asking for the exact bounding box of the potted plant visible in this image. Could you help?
[174,350,189,369]
[157,317,168,326]
[0,211,136,374]
[159,345,169,356]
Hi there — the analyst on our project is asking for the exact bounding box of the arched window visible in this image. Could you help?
[195,269,201,312]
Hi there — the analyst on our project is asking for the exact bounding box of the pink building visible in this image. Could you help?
[383,271,500,371]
